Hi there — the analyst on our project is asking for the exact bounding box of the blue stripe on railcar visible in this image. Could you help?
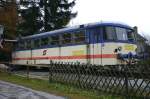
[22,22,132,40]
[14,22,135,51]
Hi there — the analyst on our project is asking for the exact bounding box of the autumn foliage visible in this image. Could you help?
[0,0,18,39]
[0,0,17,59]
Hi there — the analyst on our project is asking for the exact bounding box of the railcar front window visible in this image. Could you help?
[104,26,134,42]
[116,27,128,40]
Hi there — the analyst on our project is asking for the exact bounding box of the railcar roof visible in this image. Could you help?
[22,22,133,40]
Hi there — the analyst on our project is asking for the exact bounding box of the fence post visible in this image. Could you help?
[8,64,12,76]
[77,62,81,87]
[26,61,29,79]
[49,60,53,83]
[125,65,129,99]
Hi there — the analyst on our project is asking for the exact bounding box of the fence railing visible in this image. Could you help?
[2,62,150,98]
[48,62,150,98]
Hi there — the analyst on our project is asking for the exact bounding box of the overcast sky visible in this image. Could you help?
[69,0,150,36]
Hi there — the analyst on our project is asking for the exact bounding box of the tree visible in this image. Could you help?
[17,0,43,36]
[18,0,77,36]
[0,0,18,39]
[0,0,17,62]
[41,0,77,31]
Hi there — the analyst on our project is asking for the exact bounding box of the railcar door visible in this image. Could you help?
[87,27,102,65]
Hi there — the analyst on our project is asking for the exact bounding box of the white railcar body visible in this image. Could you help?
[12,22,137,65]
[12,43,137,65]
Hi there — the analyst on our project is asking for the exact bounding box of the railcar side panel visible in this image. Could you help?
[12,50,31,64]
[12,42,137,65]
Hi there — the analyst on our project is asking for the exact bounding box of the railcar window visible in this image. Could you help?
[41,37,49,46]
[48,36,51,41]
[19,41,25,49]
[104,26,117,40]
[127,29,134,41]
[26,40,31,49]
[50,35,59,45]
[15,42,18,48]
[116,27,128,40]
[34,39,40,48]
[62,33,72,44]
[74,31,86,43]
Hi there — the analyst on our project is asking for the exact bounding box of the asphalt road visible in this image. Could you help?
[0,80,65,99]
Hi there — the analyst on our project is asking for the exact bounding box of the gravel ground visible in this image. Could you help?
[0,80,65,99]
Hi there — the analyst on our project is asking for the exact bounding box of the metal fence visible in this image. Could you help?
[48,61,150,98]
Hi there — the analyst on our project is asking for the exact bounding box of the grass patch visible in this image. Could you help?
[0,71,122,99]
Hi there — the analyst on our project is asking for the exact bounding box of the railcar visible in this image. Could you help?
[12,22,137,65]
